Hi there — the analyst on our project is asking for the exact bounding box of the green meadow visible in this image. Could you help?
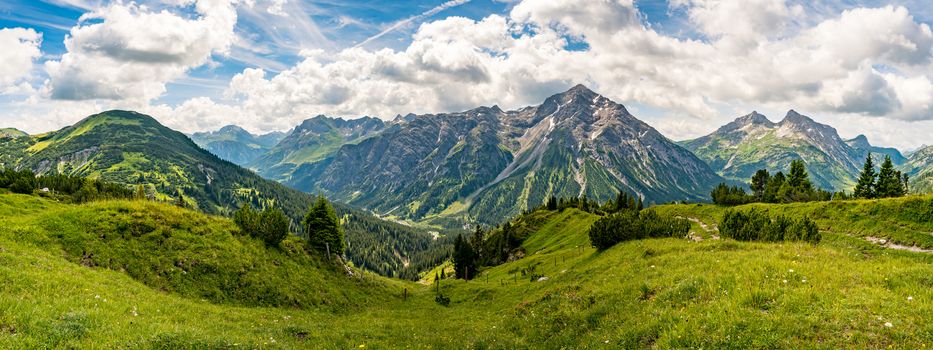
[3,192,933,348]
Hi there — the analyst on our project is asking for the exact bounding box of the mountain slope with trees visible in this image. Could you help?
[682,111,882,191]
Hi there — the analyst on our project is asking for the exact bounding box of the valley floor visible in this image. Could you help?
[3,194,933,348]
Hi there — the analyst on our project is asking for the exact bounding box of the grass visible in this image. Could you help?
[4,193,933,347]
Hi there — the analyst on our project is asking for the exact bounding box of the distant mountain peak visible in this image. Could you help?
[846,134,871,148]
[218,125,247,133]
[560,83,599,99]
[782,109,815,126]
[735,111,773,126]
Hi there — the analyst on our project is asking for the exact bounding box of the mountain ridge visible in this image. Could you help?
[681,110,892,191]
[285,85,723,225]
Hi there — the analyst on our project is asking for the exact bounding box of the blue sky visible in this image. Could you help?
[0,0,694,106]
[3,0,933,150]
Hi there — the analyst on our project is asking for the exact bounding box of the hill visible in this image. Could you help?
[189,125,285,166]
[682,111,877,191]
[287,85,722,225]
[4,192,933,347]
[0,110,451,280]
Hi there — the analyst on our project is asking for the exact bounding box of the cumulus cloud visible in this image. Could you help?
[8,0,933,151]
[0,28,42,92]
[237,2,933,127]
[45,0,237,102]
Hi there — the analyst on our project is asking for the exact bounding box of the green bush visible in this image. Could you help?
[233,204,290,247]
[588,210,690,250]
[719,209,821,244]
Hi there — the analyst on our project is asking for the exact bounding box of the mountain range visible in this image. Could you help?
[681,110,906,191]
[282,85,723,225]
[249,115,385,181]
[189,125,285,166]
[3,85,930,227]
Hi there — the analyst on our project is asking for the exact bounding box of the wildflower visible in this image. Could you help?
[884,322,893,328]
[359,345,366,348]
[783,280,787,283]
[801,279,807,283]
[788,269,794,273]
[908,296,914,301]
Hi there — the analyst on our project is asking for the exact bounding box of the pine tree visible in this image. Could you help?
[853,153,877,199]
[875,156,902,198]
[470,226,485,265]
[787,160,812,191]
[546,196,558,211]
[452,234,476,280]
[763,172,785,203]
[750,169,770,200]
[303,195,345,256]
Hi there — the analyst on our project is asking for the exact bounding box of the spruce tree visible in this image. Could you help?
[853,153,876,199]
[452,234,476,280]
[750,169,770,200]
[763,172,785,203]
[875,156,902,198]
[787,160,812,191]
[303,195,345,256]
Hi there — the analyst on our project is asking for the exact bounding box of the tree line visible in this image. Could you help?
[0,168,135,202]
[853,153,909,199]
[711,160,834,205]
[711,154,909,206]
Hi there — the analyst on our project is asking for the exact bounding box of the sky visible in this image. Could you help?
[2,0,933,151]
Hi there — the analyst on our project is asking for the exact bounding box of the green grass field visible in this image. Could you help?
[3,193,933,348]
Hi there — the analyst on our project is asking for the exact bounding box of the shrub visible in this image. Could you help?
[588,210,690,250]
[719,209,821,243]
[234,205,290,247]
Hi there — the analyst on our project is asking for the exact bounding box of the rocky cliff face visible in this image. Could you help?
[287,85,723,225]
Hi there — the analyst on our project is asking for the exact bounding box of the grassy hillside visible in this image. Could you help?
[654,195,933,250]
[1,110,451,280]
[4,193,933,347]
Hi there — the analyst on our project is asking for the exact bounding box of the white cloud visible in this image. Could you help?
[45,0,237,102]
[7,0,933,151]
[0,28,42,91]
[155,0,930,146]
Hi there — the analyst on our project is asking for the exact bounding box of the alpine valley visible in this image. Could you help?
[5,84,933,348]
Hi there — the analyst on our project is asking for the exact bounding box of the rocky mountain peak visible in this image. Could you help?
[781,110,817,126]
[736,111,773,126]
[846,134,871,148]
